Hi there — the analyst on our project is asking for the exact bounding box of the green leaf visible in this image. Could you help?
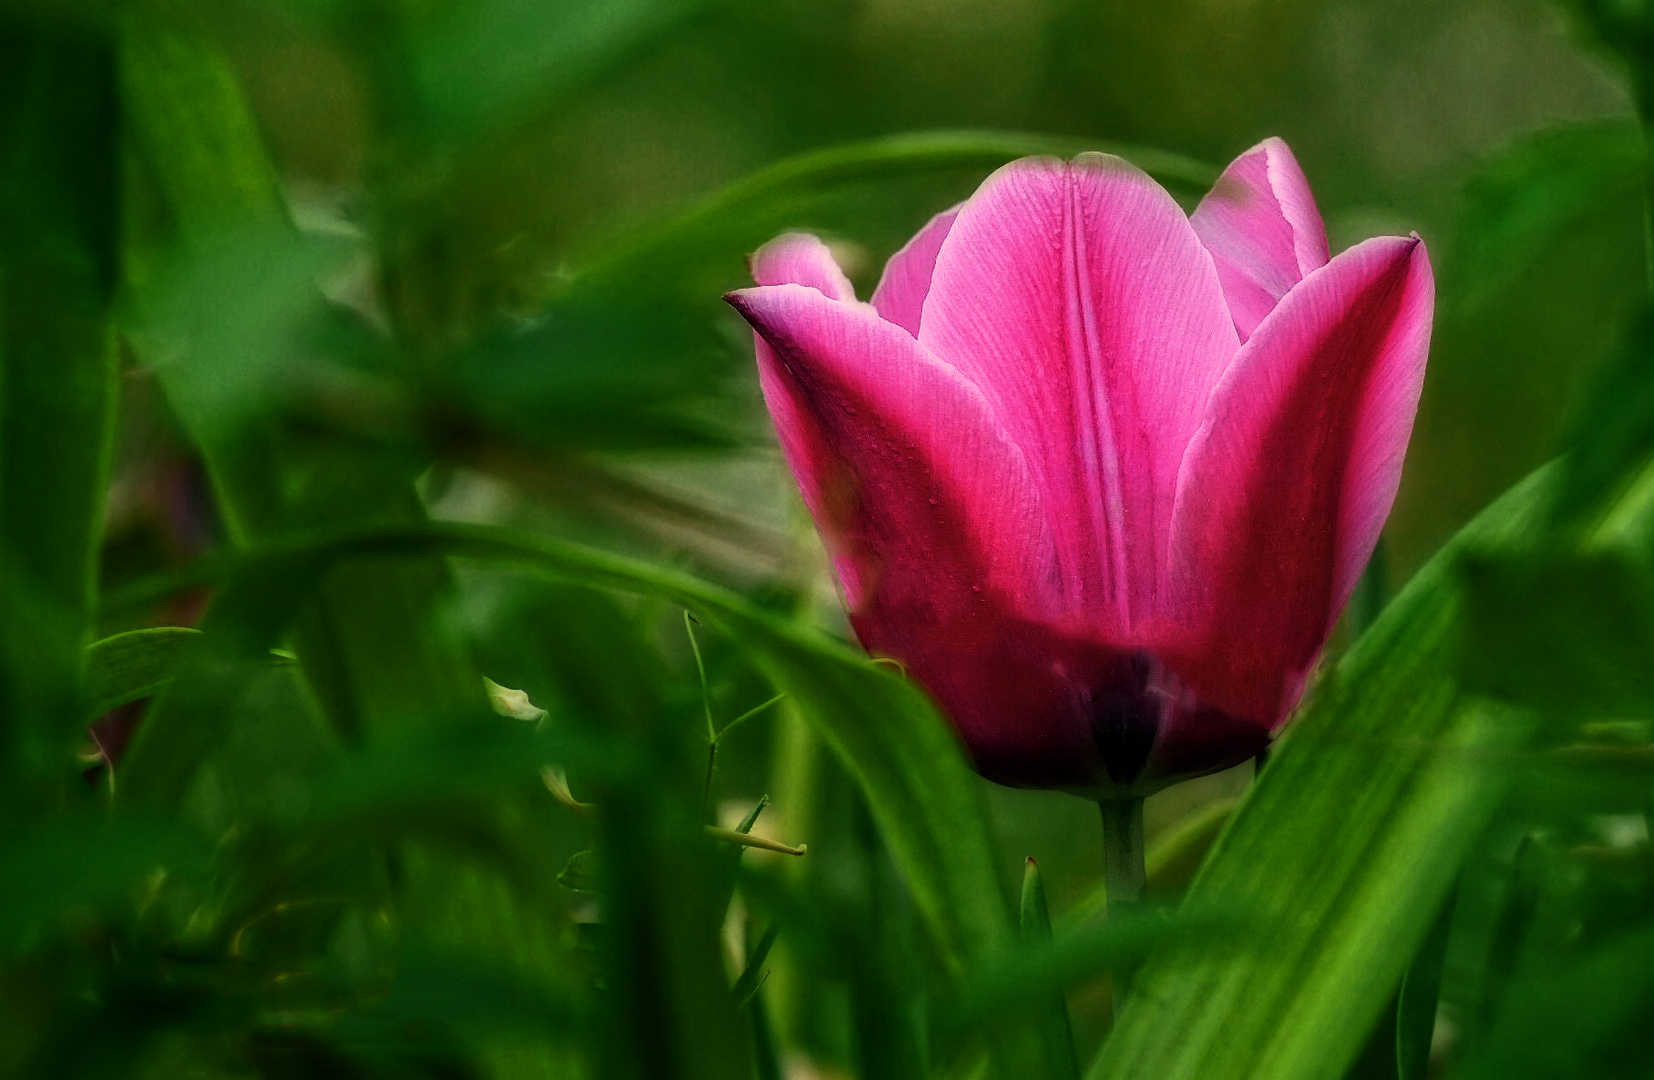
[731,922,779,1007]
[950,908,1236,1039]
[557,849,602,894]
[1089,467,1554,1080]
[1460,548,1654,721]
[1396,888,1455,1080]
[578,130,1214,283]
[1455,122,1646,309]
[0,817,205,956]
[1019,858,1079,1080]
[0,16,120,802]
[115,520,1017,970]
[1461,924,1654,1080]
[84,627,200,718]
[407,0,717,145]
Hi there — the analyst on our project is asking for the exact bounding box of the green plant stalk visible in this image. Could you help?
[1099,798,1146,912]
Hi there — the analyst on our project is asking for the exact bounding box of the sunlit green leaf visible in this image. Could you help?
[1090,468,1553,1080]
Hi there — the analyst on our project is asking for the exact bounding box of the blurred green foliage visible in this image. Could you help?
[3,0,1654,1077]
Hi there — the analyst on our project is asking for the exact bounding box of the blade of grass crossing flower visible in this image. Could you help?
[0,18,120,808]
[1089,467,1555,1080]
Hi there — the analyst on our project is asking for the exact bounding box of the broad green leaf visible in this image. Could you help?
[85,627,200,718]
[1089,467,1553,1080]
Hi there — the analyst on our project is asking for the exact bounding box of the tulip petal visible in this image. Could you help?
[918,154,1239,638]
[871,205,960,336]
[728,283,1055,620]
[750,232,856,300]
[1191,138,1331,341]
[731,283,1126,786]
[1162,235,1434,724]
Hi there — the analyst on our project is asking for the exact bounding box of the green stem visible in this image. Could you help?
[1099,797,1146,912]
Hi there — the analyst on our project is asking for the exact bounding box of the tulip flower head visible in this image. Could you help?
[728,139,1433,796]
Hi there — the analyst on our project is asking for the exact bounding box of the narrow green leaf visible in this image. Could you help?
[1090,468,1554,1080]
[1396,888,1455,1080]
[950,909,1236,1037]
[578,130,1214,282]
[84,626,200,718]
[0,16,120,801]
[557,849,602,894]
[732,922,779,1007]
[1020,858,1080,1080]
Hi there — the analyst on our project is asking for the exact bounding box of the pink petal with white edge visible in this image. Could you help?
[871,205,960,336]
[727,283,1055,621]
[918,154,1240,638]
[1161,235,1434,725]
[1191,138,1331,341]
[750,232,856,300]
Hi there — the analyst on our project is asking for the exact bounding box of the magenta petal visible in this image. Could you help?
[727,283,1055,619]
[1191,138,1330,341]
[750,232,857,300]
[918,154,1239,639]
[871,205,961,336]
[1162,235,1434,724]
[729,283,1136,787]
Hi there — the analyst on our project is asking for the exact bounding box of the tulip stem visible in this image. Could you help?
[1098,797,1146,912]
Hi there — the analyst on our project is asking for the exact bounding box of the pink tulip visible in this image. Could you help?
[727,138,1433,795]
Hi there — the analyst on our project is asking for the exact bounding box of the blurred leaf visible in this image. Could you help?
[85,627,200,718]
[446,132,1213,464]
[1456,123,1646,309]
[333,943,585,1042]
[122,520,1018,968]
[949,908,1237,1037]
[0,818,205,955]
[580,129,1215,283]
[557,850,601,894]
[731,922,779,1007]
[132,224,357,447]
[1395,889,1455,1080]
[1549,308,1654,531]
[1461,923,1654,1080]
[117,12,285,233]
[1460,548,1654,720]
[1091,468,1553,1080]
[407,0,717,146]
[0,15,120,802]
